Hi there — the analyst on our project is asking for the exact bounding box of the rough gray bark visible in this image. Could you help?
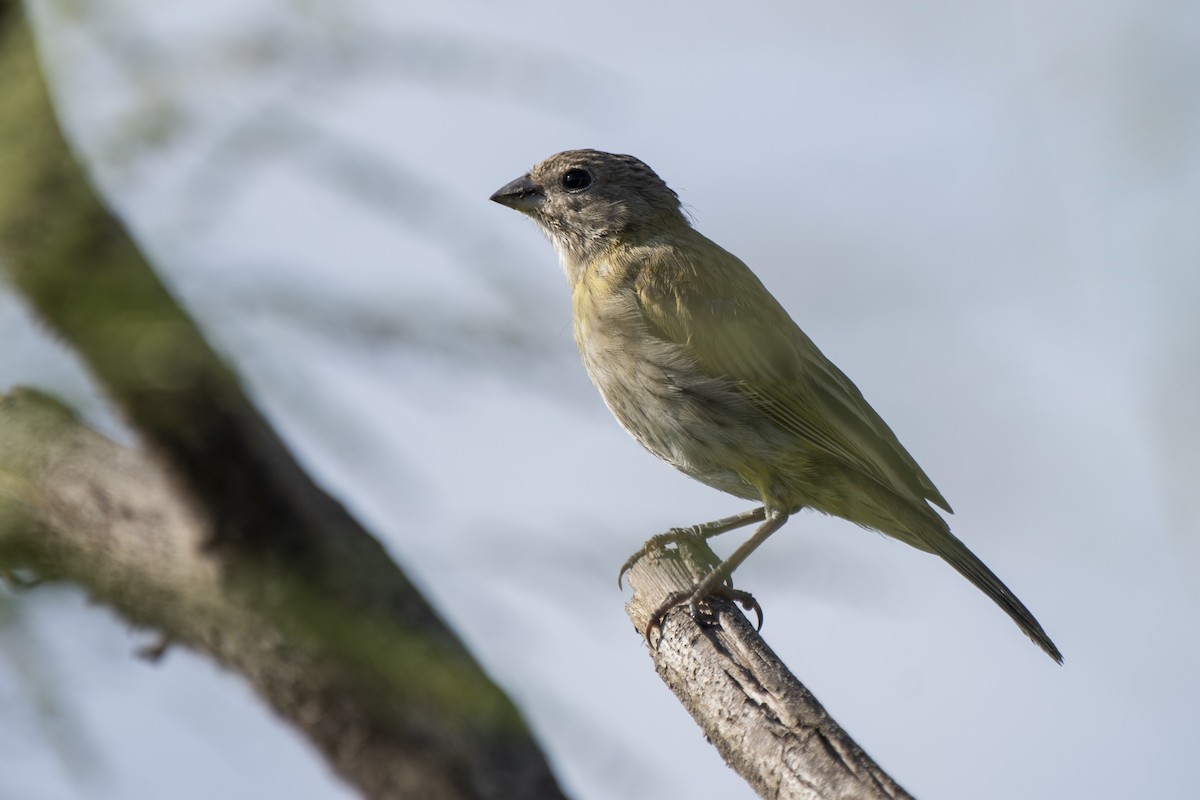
[625,536,914,800]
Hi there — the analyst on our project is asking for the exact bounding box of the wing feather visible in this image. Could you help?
[631,233,952,513]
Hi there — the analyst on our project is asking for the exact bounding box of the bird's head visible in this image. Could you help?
[490,149,686,273]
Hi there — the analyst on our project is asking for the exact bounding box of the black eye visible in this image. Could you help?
[562,168,592,191]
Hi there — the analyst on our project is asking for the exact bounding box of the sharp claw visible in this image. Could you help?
[617,556,638,590]
[619,526,703,592]
[747,597,764,630]
[724,588,763,630]
[641,583,766,644]
[644,611,667,646]
[643,589,689,644]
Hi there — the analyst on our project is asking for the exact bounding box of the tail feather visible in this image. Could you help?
[825,466,1062,662]
[922,522,1063,664]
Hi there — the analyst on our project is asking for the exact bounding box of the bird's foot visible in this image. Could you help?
[644,583,763,643]
[618,526,701,589]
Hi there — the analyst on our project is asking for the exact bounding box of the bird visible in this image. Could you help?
[490,149,1062,663]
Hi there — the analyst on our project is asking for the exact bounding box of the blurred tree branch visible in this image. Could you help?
[0,4,564,799]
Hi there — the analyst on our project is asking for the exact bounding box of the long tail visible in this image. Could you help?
[920,519,1063,664]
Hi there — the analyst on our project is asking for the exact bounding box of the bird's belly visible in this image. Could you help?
[578,329,792,503]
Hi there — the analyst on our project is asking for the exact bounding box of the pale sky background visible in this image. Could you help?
[2,1,1198,798]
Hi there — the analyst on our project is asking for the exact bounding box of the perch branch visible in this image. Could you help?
[625,536,913,800]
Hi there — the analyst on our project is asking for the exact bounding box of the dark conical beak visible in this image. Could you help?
[490,174,543,212]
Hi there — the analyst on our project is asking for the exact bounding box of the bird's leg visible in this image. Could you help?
[645,508,790,642]
[618,506,766,588]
